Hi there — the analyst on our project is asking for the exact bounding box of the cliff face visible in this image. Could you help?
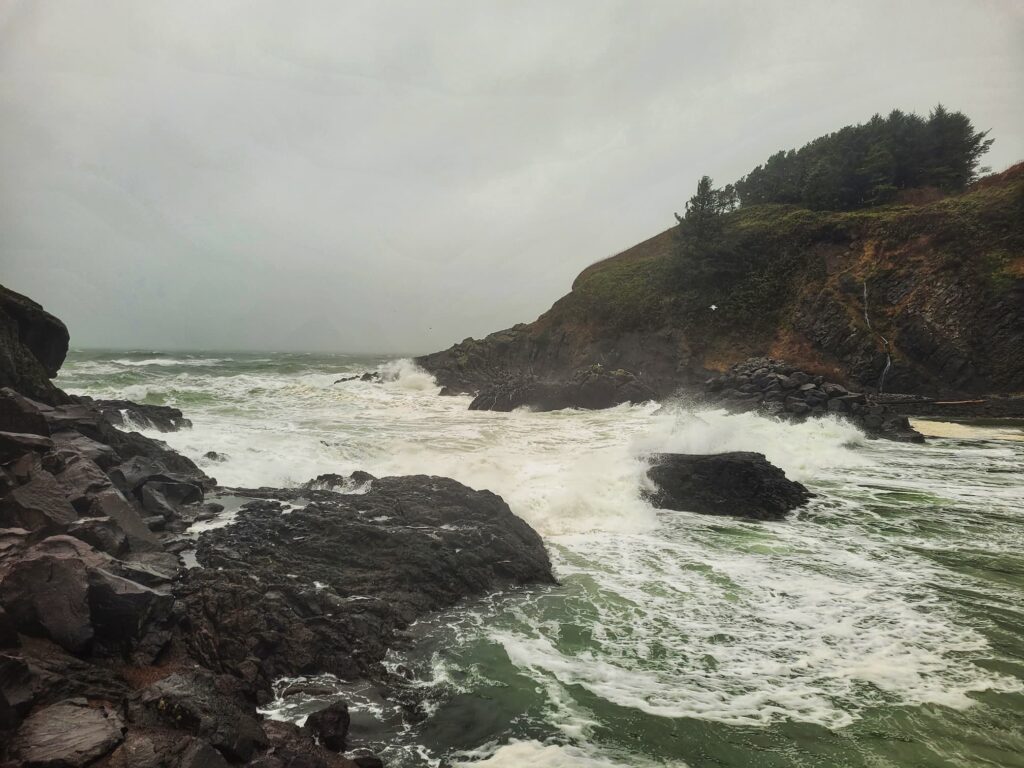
[0,284,70,404]
[419,165,1024,398]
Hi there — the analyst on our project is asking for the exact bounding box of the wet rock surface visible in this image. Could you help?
[468,364,657,412]
[0,304,555,766]
[645,452,813,520]
[76,396,193,432]
[0,284,70,406]
[703,357,925,442]
[179,474,554,688]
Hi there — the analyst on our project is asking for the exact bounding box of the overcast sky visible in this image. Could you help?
[1,1,1021,353]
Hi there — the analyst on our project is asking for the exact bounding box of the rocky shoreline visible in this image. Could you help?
[0,284,555,767]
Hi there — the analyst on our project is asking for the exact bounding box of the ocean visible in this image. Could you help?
[58,349,1024,767]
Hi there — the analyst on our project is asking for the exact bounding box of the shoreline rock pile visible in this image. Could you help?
[703,357,924,442]
[0,282,555,767]
[468,364,656,412]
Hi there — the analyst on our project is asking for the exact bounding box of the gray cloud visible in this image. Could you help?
[2,0,1022,353]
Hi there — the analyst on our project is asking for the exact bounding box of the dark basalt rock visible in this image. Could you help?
[0,286,400,766]
[258,719,360,768]
[130,670,268,762]
[0,469,79,536]
[645,452,813,520]
[177,475,554,689]
[0,431,53,463]
[304,700,351,751]
[469,364,656,412]
[0,285,70,406]
[75,396,193,433]
[10,697,125,767]
[703,357,924,442]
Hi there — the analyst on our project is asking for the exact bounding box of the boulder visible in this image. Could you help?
[131,671,268,762]
[645,452,813,520]
[0,388,52,436]
[0,653,34,729]
[51,430,119,469]
[11,697,124,766]
[55,455,111,511]
[703,358,924,442]
[86,488,158,552]
[304,700,350,751]
[0,470,78,536]
[178,475,553,689]
[259,719,360,767]
[0,537,100,653]
[67,518,128,557]
[87,568,173,652]
[0,431,53,463]
[81,398,193,433]
[470,365,656,412]
[0,284,70,405]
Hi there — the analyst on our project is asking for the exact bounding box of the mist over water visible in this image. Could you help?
[60,350,1024,767]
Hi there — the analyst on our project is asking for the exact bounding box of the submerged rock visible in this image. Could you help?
[645,452,813,520]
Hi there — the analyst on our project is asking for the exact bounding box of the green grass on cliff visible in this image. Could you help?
[551,165,1024,341]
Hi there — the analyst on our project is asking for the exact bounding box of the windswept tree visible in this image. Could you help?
[672,176,742,290]
[733,105,993,210]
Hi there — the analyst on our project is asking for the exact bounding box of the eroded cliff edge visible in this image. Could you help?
[418,165,1024,401]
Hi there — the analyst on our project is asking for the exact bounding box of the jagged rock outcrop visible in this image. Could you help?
[177,473,554,690]
[0,284,70,406]
[76,396,193,432]
[418,167,1024,403]
[0,287,556,766]
[468,365,657,412]
[645,452,813,520]
[703,357,924,442]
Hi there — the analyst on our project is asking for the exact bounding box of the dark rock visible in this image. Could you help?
[82,398,192,433]
[67,517,128,557]
[645,452,813,520]
[0,653,34,728]
[132,670,268,762]
[55,455,111,512]
[260,719,359,768]
[0,470,78,537]
[11,697,124,767]
[51,430,119,469]
[703,358,924,442]
[0,431,53,463]
[87,489,158,551]
[178,475,553,689]
[0,285,70,405]
[203,451,227,462]
[469,365,656,412]
[105,731,232,768]
[0,537,97,652]
[87,568,173,653]
[0,389,52,436]
[0,606,17,648]
[304,700,350,751]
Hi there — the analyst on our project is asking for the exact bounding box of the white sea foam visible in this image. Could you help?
[453,740,652,767]
[66,352,1024,754]
[109,356,230,367]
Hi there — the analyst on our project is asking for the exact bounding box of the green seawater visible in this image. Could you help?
[60,350,1024,767]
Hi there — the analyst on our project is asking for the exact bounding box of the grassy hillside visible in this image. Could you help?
[421,165,1024,396]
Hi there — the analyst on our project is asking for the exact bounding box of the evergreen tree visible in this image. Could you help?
[733,105,993,210]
